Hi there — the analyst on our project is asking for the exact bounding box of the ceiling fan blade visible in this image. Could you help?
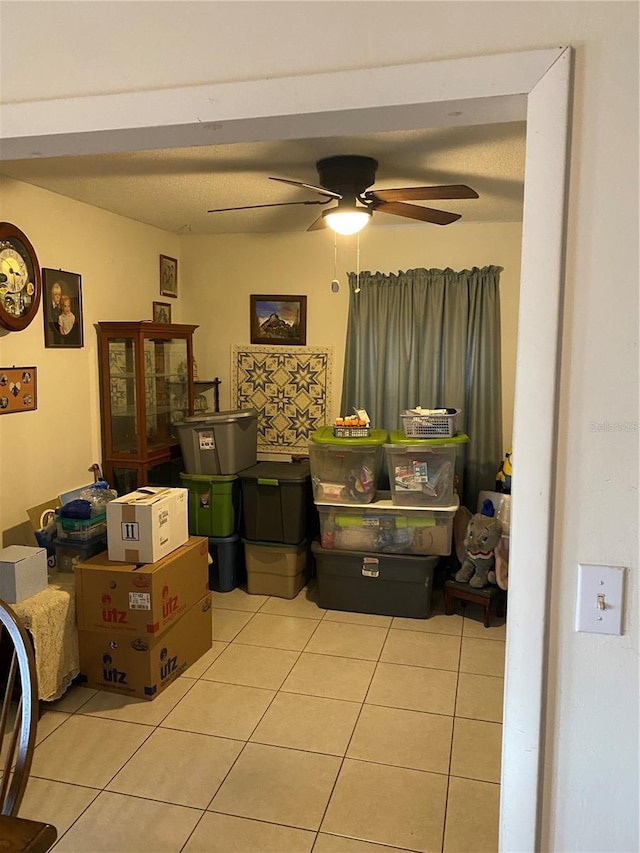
[367,184,479,202]
[269,176,342,199]
[208,199,330,213]
[374,201,461,225]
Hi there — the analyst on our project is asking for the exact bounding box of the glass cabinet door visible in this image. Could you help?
[143,336,189,452]
[108,336,138,455]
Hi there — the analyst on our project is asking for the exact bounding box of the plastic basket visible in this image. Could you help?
[400,408,460,438]
[333,426,371,438]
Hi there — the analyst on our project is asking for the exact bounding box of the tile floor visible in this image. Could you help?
[19,582,506,853]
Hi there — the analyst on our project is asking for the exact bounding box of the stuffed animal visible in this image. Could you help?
[495,448,513,494]
[455,499,504,588]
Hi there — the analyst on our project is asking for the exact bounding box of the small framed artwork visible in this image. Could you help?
[0,366,37,414]
[160,254,178,298]
[42,268,84,348]
[250,294,307,346]
[153,301,172,324]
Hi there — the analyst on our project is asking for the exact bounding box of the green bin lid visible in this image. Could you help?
[311,426,388,446]
[388,430,469,446]
[180,472,238,483]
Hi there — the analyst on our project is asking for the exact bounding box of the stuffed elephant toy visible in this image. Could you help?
[455,501,504,589]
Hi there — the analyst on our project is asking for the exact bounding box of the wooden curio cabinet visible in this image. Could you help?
[97,321,198,493]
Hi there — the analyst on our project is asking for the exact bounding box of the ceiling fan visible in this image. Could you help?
[207,155,479,234]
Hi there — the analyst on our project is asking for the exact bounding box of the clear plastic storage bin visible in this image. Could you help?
[387,431,469,506]
[308,427,388,504]
[55,510,107,542]
[316,493,458,556]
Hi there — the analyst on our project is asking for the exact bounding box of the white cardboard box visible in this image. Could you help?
[0,545,49,603]
[106,487,189,564]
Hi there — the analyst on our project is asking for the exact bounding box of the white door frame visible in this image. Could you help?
[1,47,573,851]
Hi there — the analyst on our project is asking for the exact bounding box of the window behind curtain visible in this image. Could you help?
[340,266,504,509]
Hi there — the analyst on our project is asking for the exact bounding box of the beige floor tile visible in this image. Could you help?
[201,642,299,689]
[77,676,196,726]
[281,652,376,702]
[209,742,341,830]
[250,692,360,755]
[19,777,99,835]
[322,758,448,852]
[48,685,97,713]
[305,620,388,660]
[392,611,463,636]
[450,718,503,783]
[212,608,255,641]
[381,629,461,671]
[443,776,500,853]
[160,680,275,739]
[233,612,320,650]
[314,834,414,853]
[186,640,228,678]
[107,727,243,808]
[36,710,70,745]
[366,661,457,716]
[462,606,507,640]
[258,585,325,619]
[323,609,393,628]
[459,637,506,678]
[347,704,452,774]
[212,587,269,612]
[31,715,153,788]
[53,790,202,852]
[456,673,504,723]
[183,811,315,852]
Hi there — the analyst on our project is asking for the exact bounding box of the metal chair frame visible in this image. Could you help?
[0,599,38,816]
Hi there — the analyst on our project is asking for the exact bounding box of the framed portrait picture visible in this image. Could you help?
[160,254,178,298]
[153,301,172,324]
[42,268,84,348]
[250,294,307,346]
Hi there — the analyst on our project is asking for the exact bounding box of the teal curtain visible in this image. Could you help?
[340,266,503,509]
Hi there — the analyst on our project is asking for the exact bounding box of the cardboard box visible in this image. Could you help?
[106,487,189,563]
[75,536,209,635]
[78,593,212,700]
[0,545,49,603]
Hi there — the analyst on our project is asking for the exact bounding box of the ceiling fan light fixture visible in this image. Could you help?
[323,207,372,235]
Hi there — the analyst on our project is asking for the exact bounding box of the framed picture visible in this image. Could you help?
[160,254,178,298]
[152,301,172,324]
[42,268,84,348]
[250,294,307,346]
[0,366,37,414]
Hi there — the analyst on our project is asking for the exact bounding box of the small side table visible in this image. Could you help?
[443,579,506,628]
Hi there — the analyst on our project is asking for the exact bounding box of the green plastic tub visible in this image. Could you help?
[180,472,240,538]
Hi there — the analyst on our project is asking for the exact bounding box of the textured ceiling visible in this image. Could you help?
[0,122,526,235]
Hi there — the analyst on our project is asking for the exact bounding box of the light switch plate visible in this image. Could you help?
[575,564,625,635]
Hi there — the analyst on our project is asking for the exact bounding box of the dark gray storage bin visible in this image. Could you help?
[239,461,315,545]
[208,534,245,592]
[312,541,439,618]
[175,409,258,475]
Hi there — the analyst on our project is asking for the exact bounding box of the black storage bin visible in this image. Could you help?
[239,461,316,545]
[312,541,439,618]
[208,534,245,592]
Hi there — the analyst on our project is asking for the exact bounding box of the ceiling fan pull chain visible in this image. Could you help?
[355,232,361,293]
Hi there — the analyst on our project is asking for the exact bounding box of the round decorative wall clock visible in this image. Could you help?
[0,222,42,331]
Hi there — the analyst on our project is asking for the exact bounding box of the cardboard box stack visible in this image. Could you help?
[75,487,212,700]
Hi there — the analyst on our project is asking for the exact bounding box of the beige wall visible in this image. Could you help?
[181,222,521,443]
[0,173,520,533]
[0,176,180,534]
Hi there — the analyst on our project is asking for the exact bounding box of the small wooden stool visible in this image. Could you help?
[443,579,506,628]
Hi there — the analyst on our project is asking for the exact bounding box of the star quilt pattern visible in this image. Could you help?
[232,345,333,454]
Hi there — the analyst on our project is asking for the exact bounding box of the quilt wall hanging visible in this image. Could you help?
[232,345,333,454]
